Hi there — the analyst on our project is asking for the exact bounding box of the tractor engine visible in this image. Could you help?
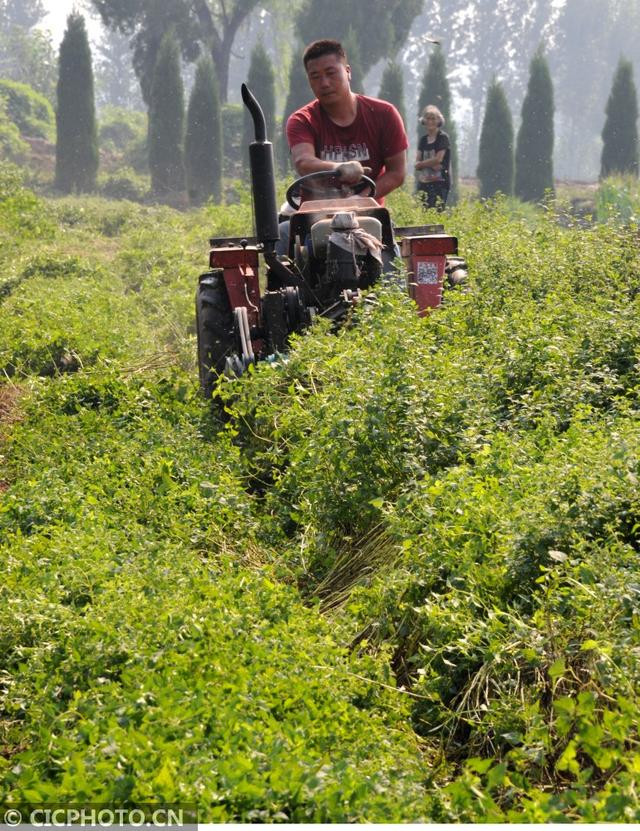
[316,211,382,294]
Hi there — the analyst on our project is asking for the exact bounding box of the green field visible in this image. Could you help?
[1,163,640,822]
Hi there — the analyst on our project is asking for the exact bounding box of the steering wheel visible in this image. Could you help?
[286,170,376,210]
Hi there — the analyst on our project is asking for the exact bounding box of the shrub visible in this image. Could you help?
[279,46,309,176]
[596,176,640,223]
[221,103,243,178]
[98,167,148,202]
[0,368,429,821]
[0,164,55,245]
[0,78,55,140]
[342,28,365,94]
[185,55,222,205]
[378,61,406,127]
[0,160,25,198]
[3,189,640,822]
[123,132,149,174]
[0,254,153,376]
[0,95,28,161]
[98,106,147,153]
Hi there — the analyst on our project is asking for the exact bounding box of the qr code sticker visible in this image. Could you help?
[416,261,439,285]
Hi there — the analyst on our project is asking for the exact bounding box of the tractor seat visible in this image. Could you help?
[310,215,383,258]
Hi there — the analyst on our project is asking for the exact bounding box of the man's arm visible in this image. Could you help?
[291,143,339,176]
[290,144,370,184]
[373,150,407,199]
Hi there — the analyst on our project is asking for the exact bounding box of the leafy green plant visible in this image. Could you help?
[98,107,147,154]
[2,182,640,821]
[0,95,28,161]
[0,165,55,256]
[0,367,429,821]
[98,168,149,203]
[596,176,640,223]
[0,79,55,140]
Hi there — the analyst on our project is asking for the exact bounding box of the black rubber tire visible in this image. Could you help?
[195,271,235,397]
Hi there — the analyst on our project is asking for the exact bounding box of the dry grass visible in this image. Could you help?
[0,380,23,433]
[0,379,24,491]
[312,525,401,613]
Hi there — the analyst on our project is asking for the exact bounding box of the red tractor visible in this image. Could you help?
[196,85,466,396]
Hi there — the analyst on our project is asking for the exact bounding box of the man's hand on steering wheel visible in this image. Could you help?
[335,161,372,185]
[285,168,376,210]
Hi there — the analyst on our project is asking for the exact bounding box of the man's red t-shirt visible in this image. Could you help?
[286,95,408,203]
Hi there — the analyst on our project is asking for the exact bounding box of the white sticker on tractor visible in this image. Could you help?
[416,261,439,285]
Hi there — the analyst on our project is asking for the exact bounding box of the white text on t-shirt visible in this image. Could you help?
[320,142,371,162]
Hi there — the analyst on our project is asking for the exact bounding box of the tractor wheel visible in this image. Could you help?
[196,270,235,397]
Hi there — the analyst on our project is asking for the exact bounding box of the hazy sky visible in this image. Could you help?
[40,1,101,45]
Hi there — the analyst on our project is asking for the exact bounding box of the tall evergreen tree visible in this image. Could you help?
[185,55,222,205]
[54,13,99,193]
[418,48,450,134]
[515,48,555,201]
[554,0,640,179]
[243,41,276,165]
[342,28,365,95]
[280,45,311,175]
[148,30,185,197]
[477,78,514,198]
[378,61,406,126]
[600,56,639,178]
[417,47,459,204]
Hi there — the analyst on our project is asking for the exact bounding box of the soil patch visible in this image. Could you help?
[0,383,22,430]
[0,383,23,490]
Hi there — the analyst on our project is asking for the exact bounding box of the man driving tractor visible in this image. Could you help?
[195,59,465,392]
[278,38,409,260]
[287,38,409,203]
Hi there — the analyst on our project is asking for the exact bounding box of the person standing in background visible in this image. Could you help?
[415,104,450,210]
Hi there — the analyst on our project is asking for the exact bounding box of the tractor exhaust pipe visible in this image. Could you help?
[241,83,280,246]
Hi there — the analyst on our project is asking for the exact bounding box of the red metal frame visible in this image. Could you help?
[401,234,458,315]
[210,244,264,354]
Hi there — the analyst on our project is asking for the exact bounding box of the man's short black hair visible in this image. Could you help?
[303,39,347,68]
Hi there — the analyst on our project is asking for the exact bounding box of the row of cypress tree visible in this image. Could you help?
[54,17,223,204]
[53,12,639,204]
[478,52,639,201]
[477,49,554,202]
[199,41,638,205]
[148,33,222,204]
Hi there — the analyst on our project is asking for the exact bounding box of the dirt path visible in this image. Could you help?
[0,382,22,491]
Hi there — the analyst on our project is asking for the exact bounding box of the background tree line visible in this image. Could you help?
[1,0,639,199]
